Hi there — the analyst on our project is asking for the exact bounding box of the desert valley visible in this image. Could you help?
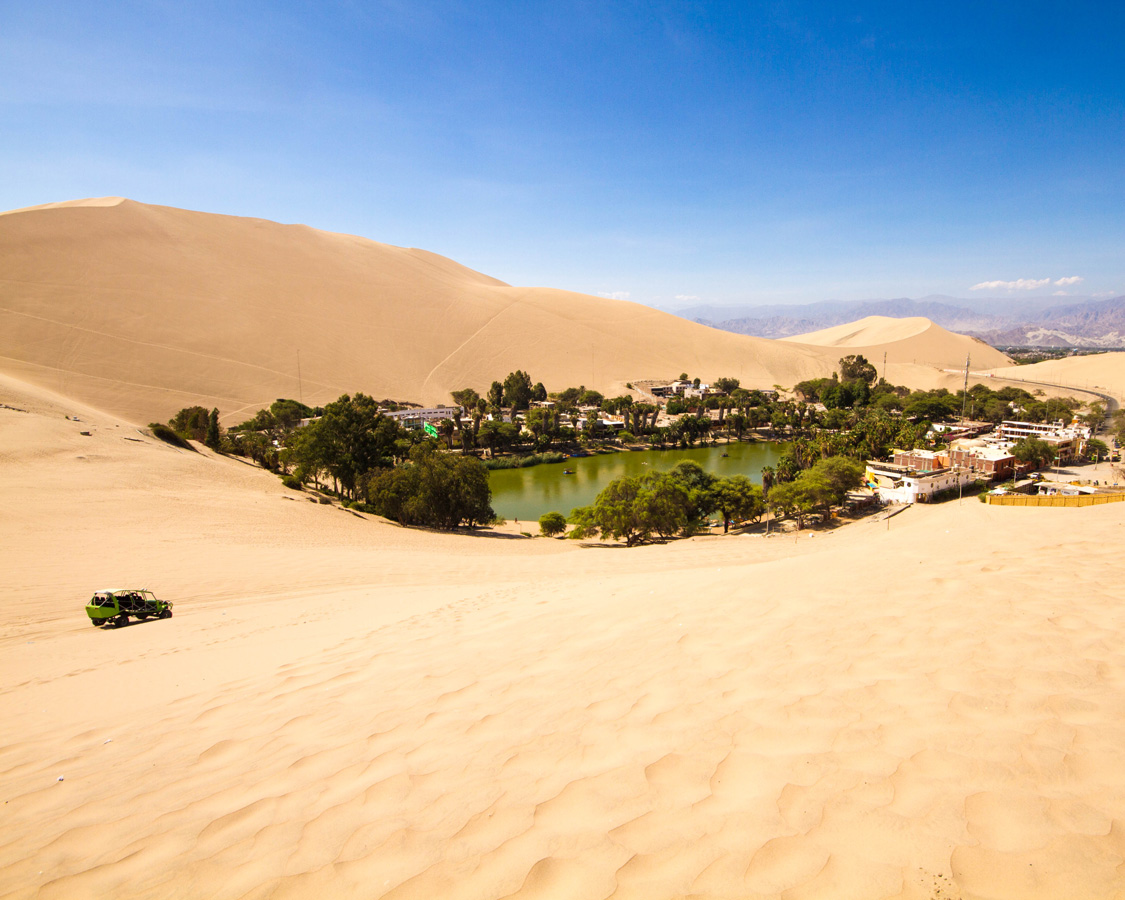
[3,197,1125,900]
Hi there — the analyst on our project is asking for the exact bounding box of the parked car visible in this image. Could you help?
[86,589,173,627]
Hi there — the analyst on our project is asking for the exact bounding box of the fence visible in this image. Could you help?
[985,492,1125,508]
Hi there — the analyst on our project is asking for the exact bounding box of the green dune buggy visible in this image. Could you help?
[86,589,173,627]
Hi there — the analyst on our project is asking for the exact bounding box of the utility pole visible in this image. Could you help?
[958,353,970,504]
[960,353,970,423]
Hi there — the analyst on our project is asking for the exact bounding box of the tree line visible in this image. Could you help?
[558,456,865,545]
[159,394,493,530]
[155,354,1110,540]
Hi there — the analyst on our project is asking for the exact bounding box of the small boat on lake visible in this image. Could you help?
[563,469,575,475]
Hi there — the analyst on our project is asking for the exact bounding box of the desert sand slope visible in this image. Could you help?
[783,315,1011,371]
[980,353,1125,401]
[0,199,845,424]
[4,376,1125,900]
[782,315,937,347]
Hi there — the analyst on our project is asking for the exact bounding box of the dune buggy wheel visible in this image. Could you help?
[160,608,173,619]
[116,614,128,628]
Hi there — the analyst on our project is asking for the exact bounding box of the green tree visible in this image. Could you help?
[479,419,520,455]
[239,431,278,470]
[525,406,555,449]
[539,511,567,537]
[570,476,647,545]
[205,408,221,450]
[570,472,691,546]
[368,443,493,529]
[281,420,331,488]
[807,456,864,508]
[766,480,820,530]
[669,460,717,527]
[451,387,481,410]
[904,392,958,422]
[438,418,455,451]
[1080,402,1105,429]
[714,377,740,394]
[839,354,877,386]
[640,472,693,539]
[230,407,277,435]
[1086,438,1109,461]
[794,376,836,403]
[502,370,534,410]
[767,457,863,528]
[269,398,314,430]
[307,393,401,499]
[712,476,764,532]
[1011,437,1056,469]
[168,406,211,442]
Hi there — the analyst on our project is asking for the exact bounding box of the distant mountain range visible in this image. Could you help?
[677,295,1125,348]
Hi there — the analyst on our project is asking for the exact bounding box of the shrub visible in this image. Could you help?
[484,451,566,470]
[570,472,691,546]
[165,406,211,442]
[281,474,303,490]
[368,443,494,529]
[149,423,196,451]
[539,511,567,536]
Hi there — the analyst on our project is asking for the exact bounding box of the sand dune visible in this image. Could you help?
[980,353,1125,400]
[782,315,936,346]
[0,200,1005,424]
[784,315,1010,372]
[4,374,1125,899]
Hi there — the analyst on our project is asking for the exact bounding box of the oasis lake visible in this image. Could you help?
[488,440,787,522]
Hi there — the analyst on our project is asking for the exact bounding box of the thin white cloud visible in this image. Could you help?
[969,278,1050,292]
[675,294,701,302]
[598,291,631,301]
[1092,291,1117,298]
[1053,290,1069,296]
[1054,276,1083,286]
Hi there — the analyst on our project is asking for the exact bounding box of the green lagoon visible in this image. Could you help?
[488,440,787,521]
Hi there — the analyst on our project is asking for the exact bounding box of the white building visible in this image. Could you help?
[991,420,1091,462]
[865,461,976,504]
[384,406,462,430]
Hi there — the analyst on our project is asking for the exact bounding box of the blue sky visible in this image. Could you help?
[2,1,1122,308]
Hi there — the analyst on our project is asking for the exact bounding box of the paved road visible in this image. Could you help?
[959,371,1119,431]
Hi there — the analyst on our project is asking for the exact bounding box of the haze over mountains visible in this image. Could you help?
[0,198,1008,424]
[680,295,1125,348]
